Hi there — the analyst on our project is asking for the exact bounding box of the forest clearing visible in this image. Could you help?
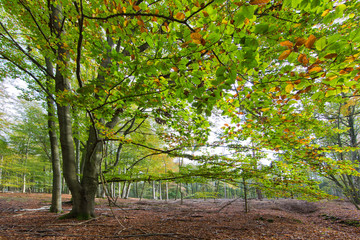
[0,193,359,239]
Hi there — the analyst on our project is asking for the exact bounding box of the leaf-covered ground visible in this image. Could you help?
[0,193,359,239]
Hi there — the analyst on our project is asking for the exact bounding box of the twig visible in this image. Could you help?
[32,232,183,238]
[217,197,242,213]
[100,170,127,233]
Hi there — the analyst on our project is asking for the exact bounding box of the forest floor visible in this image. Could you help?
[0,193,359,239]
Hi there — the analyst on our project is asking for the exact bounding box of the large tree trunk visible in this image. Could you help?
[79,127,103,218]
[45,58,62,213]
[51,3,88,219]
[50,2,121,219]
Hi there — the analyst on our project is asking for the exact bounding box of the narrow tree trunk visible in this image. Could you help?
[139,181,146,201]
[22,137,30,193]
[125,182,132,199]
[152,181,156,200]
[256,188,263,201]
[45,57,62,213]
[159,181,162,200]
[165,182,169,201]
[243,178,249,213]
[121,182,127,198]
[0,155,3,189]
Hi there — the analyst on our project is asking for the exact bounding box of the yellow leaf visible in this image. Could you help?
[175,12,186,20]
[278,50,292,60]
[269,87,277,92]
[321,9,330,17]
[305,34,316,49]
[193,39,202,44]
[309,66,322,73]
[285,84,294,93]
[261,108,270,112]
[111,25,116,31]
[345,55,357,63]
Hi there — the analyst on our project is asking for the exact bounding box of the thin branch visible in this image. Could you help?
[212,50,225,66]
[0,21,55,79]
[74,0,84,88]
[18,0,56,54]
[0,52,56,102]
[185,0,215,21]
[89,88,169,112]
[83,12,194,31]
[126,152,163,171]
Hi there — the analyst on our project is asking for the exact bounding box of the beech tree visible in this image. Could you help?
[1,0,360,219]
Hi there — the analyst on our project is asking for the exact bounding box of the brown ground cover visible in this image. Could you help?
[0,193,359,239]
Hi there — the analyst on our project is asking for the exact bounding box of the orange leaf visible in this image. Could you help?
[133,5,140,11]
[137,20,145,26]
[278,50,292,60]
[202,11,209,17]
[175,12,186,20]
[339,67,353,75]
[297,54,309,66]
[250,0,270,5]
[190,32,202,40]
[280,41,293,49]
[305,35,316,49]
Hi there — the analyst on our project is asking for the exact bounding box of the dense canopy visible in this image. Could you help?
[1,0,360,218]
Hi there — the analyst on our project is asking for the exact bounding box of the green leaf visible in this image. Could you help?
[216,66,227,77]
[316,37,327,51]
[255,24,269,34]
